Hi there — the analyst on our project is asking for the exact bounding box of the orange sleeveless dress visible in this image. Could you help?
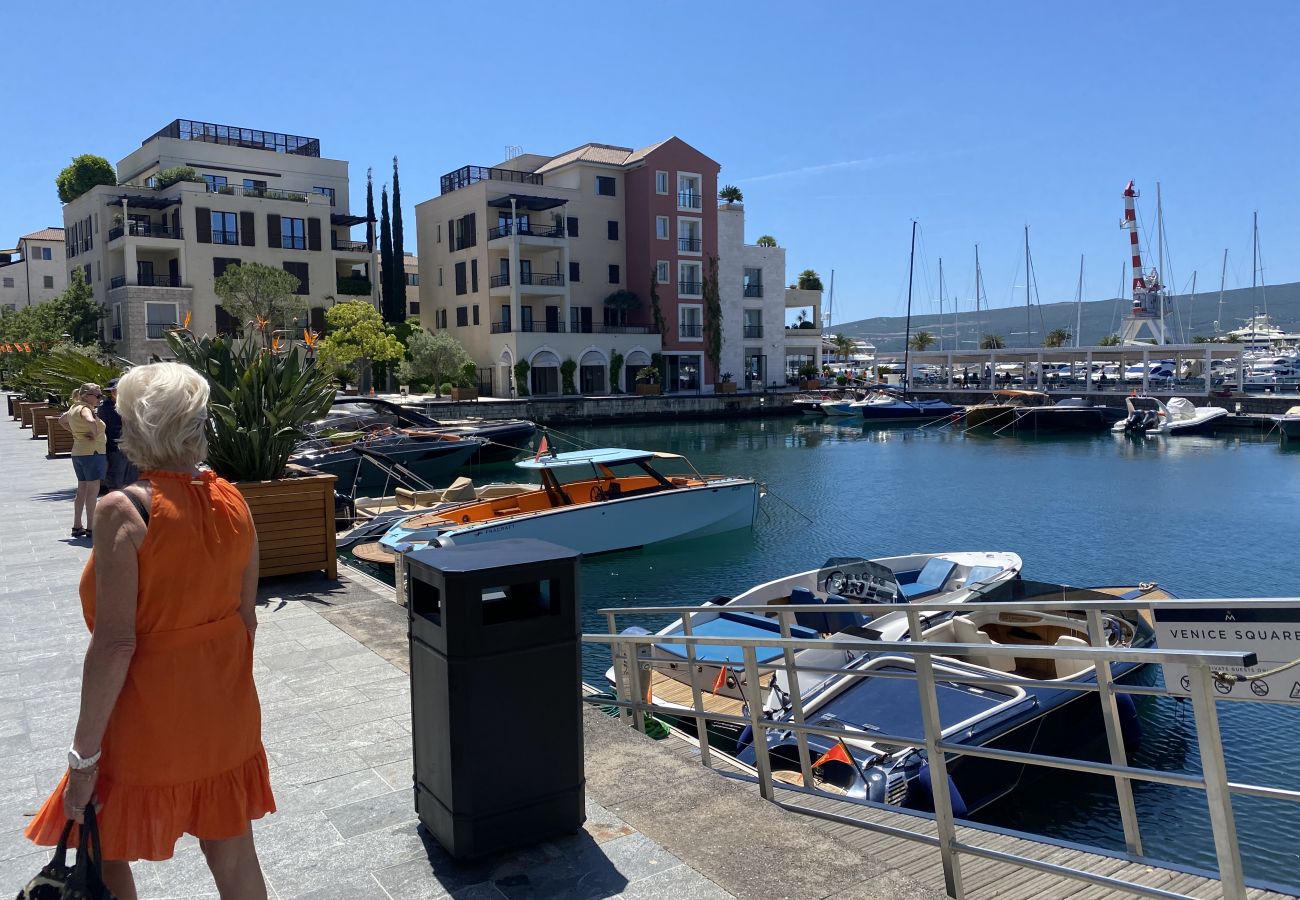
[25,470,276,861]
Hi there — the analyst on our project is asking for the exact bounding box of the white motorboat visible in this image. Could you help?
[820,396,862,416]
[1275,406,1300,442]
[1113,396,1228,436]
[377,447,760,556]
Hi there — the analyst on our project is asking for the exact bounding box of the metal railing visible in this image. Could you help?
[211,184,310,202]
[490,321,655,335]
[332,237,370,252]
[148,119,321,157]
[678,192,703,209]
[678,237,702,252]
[490,272,565,288]
[679,281,703,295]
[487,223,565,240]
[440,165,543,195]
[212,229,240,245]
[744,283,764,298]
[589,595,1298,900]
[145,322,177,339]
[679,324,703,338]
[743,325,764,339]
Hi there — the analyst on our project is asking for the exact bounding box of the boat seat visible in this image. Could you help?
[790,587,830,634]
[1054,635,1091,679]
[898,558,957,600]
[822,593,869,634]
[952,614,1015,672]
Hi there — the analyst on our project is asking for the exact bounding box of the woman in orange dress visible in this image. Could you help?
[25,362,275,899]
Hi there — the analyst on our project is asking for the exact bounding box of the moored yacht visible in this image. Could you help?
[1113,396,1228,436]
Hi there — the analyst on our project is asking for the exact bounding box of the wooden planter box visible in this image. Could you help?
[717,382,737,394]
[31,408,62,439]
[635,383,662,396]
[801,380,822,390]
[20,403,54,428]
[16,401,46,426]
[450,387,479,401]
[46,418,75,457]
[6,395,16,418]
[234,465,338,580]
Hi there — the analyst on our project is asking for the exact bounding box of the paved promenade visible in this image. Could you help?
[0,407,942,900]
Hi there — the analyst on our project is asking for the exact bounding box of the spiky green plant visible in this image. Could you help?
[166,331,336,482]
[28,343,126,402]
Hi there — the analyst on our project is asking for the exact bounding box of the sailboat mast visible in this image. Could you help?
[938,257,945,351]
[1157,182,1165,343]
[826,269,835,330]
[974,243,984,345]
[1075,254,1084,347]
[1217,248,1227,335]
[1252,212,1259,329]
[1256,214,1268,326]
[1188,271,1197,344]
[1024,225,1032,348]
[904,221,917,389]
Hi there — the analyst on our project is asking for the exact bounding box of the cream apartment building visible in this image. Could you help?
[0,228,67,309]
[400,252,420,319]
[60,119,375,362]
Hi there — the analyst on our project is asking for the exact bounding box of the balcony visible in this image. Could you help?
[678,237,702,253]
[441,165,543,195]
[147,119,321,157]
[743,325,764,339]
[679,324,703,338]
[332,237,370,253]
[212,229,240,246]
[337,275,372,296]
[678,280,702,296]
[489,272,566,289]
[490,322,656,335]
[211,184,310,202]
[110,274,183,289]
[109,223,183,241]
[744,284,763,298]
[487,222,565,240]
[145,322,178,340]
[678,192,702,210]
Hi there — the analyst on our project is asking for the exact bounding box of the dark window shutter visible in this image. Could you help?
[567,217,578,237]
[608,264,620,284]
[454,262,467,295]
[196,207,211,243]
[465,213,476,248]
[569,261,580,283]
[267,214,282,249]
[307,217,321,251]
[608,220,618,240]
[309,307,326,332]
[239,211,255,247]
[470,258,478,292]
[448,219,455,251]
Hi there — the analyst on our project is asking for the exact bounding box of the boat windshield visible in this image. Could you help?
[810,662,1017,739]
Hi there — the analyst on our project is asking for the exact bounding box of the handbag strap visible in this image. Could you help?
[74,804,106,886]
[51,817,75,867]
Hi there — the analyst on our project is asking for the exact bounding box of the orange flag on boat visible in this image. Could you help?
[812,740,853,769]
[534,435,549,461]
[711,665,730,693]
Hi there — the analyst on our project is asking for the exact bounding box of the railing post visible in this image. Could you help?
[777,612,814,788]
[1086,609,1144,856]
[742,645,774,801]
[915,652,965,900]
[607,613,628,724]
[1187,665,1246,900]
[624,640,646,735]
[679,613,713,769]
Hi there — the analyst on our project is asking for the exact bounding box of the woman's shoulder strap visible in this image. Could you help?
[116,484,150,525]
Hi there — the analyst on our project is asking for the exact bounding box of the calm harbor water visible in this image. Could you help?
[554,417,1300,887]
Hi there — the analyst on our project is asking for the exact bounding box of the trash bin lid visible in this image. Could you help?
[405,539,579,575]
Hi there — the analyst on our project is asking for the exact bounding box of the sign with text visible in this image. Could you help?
[1156,604,1300,704]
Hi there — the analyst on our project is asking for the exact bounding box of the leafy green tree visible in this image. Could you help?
[214,262,304,341]
[390,156,405,322]
[513,360,531,396]
[379,185,396,323]
[317,300,404,393]
[1097,334,1122,346]
[604,289,640,326]
[609,350,624,393]
[1192,335,1212,344]
[56,154,116,203]
[560,358,578,395]
[397,327,473,397]
[797,269,824,291]
[980,334,1006,350]
[0,269,103,347]
[756,235,777,247]
[719,184,743,204]
[702,255,723,376]
[154,166,202,189]
[648,271,666,338]
[909,331,937,351]
[833,333,855,362]
[365,168,376,252]
[1043,327,1072,348]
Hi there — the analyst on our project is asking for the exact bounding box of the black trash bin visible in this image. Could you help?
[405,539,585,859]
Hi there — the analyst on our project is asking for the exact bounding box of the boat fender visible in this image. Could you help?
[917,762,968,818]
[1116,693,1142,752]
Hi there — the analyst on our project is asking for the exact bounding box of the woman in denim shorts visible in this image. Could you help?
[63,383,107,538]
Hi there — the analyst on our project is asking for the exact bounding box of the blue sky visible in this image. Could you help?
[3,1,1297,325]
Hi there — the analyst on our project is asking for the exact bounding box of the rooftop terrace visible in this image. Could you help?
[144,118,321,157]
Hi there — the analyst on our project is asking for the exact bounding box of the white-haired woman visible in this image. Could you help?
[62,383,106,538]
[26,362,275,900]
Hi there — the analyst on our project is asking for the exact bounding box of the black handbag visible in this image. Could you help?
[15,805,116,900]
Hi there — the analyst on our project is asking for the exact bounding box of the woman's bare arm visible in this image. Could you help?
[239,520,260,642]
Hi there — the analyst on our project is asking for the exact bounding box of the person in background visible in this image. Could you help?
[99,378,138,491]
[61,383,106,538]
[25,362,274,899]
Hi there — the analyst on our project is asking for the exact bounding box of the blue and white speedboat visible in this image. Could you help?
[378,448,760,556]
[858,392,964,424]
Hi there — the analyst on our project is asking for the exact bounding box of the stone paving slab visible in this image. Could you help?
[0,409,734,899]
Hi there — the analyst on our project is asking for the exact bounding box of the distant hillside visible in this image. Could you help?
[833,281,1300,353]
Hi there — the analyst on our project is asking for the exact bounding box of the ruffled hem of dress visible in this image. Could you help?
[24,749,276,862]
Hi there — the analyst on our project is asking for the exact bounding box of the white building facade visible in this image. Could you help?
[0,228,67,310]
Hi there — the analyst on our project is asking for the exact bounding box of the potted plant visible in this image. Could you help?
[166,330,339,579]
[634,366,662,396]
[451,362,479,401]
[560,358,578,395]
[798,362,820,390]
[718,372,737,394]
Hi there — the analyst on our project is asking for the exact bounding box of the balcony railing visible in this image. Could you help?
[212,229,240,245]
[679,324,703,338]
[743,325,764,339]
[743,283,763,298]
[489,321,653,335]
[678,192,702,209]
[145,322,178,339]
[678,237,702,252]
[211,184,310,202]
[678,280,703,296]
[440,165,543,195]
[490,272,566,288]
[147,119,321,157]
[332,237,370,252]
[487,223,565,240]
[110,274,183,289]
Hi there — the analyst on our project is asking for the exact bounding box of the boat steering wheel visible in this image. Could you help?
[590,485,607,502]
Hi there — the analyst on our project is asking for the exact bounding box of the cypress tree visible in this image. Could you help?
[365,168,375,250]
[391,156,405,319]
[379,185,395,322]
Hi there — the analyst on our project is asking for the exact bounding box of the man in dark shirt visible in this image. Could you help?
[100,378,138,490]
